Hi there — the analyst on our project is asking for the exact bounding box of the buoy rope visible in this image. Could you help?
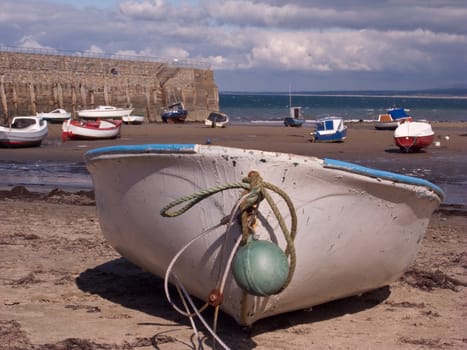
[161,171,298,290]
[174,283,201,344]
[163,225,220,317]
[164,194,247,350]
[164,193,247,303]
[173,274,230,350]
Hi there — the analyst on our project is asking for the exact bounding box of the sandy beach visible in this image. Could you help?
[1,122,466,349]
[2,121,467,163]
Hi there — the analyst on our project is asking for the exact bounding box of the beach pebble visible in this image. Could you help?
[445,136,450,140]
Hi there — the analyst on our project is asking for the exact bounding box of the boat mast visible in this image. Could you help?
[289,83,292,109]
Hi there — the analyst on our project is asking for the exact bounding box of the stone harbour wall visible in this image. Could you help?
[0,50,219,123]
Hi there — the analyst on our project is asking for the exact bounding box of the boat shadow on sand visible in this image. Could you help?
[76,258,390,348]
[384,147,430,154]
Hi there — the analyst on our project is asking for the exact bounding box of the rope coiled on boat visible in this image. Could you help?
[160,170,298,291]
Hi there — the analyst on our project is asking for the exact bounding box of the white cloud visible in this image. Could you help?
[205,1,341,28]
[204,0,467,34]
[159,47,190,60]
[85,45,105,54]
[119,0,167,19]
[199,27,466,75]
[17,36,55,50]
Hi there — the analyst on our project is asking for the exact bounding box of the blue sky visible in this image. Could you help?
[1,0,467,92]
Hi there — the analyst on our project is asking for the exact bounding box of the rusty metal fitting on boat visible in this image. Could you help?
[208,289,223,306]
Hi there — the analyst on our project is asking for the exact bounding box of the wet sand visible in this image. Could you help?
[0,122,466,349]
[1,121,466,163]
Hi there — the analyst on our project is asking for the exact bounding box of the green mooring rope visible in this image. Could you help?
[160,171,298,293]
[160,181,250,217]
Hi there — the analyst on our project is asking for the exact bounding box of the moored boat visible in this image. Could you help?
[394,121,435,152]
[122,115,145,125]
[204,111,229,128]
[0,116,48,147]
[310,116,347,142]
[62,119,122,141]
[85,144,443,331]
[283,106,305,127]
[374,107,412,130]
[36,108,71,123]
[161,102,188,123]
[77,105,134,119]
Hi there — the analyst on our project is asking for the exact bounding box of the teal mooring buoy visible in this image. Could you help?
[232,239,289,296]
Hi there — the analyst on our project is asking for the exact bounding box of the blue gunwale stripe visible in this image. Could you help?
[85,144,197,157]
[323,158,445,199]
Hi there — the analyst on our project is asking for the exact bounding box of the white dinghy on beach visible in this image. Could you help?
[85,144,444,343]
[0,116,48,147]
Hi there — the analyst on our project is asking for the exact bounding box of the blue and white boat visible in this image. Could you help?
[85,143,443,334]
[374,107,412,130]
[283,106,305,127]
[311,116,347,142]
[283,85,305,127]
[36,108,71,123]
[161,102,188,123]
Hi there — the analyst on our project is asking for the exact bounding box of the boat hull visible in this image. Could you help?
[0,135,46,147]
[161,112,187,123]
[62,120,122,140]
[85,144,443,326]
[122,115,145,125]
[204,120,228,128]
[374,121,400,130]
[283,117,304,127]
[313,128,347,142]
[77,106,134,119]
[37,109,71,123]
[395,135,434,151]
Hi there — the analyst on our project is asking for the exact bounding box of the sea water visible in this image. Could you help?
[0,161,93,192]
[219,92,467,124]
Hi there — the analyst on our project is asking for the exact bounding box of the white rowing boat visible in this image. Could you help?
[85,144,443,330]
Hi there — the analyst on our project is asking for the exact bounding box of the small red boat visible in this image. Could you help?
[394,121,434,152]
[62,119,122,141]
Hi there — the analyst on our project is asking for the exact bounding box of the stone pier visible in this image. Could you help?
[0,49,219,123]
